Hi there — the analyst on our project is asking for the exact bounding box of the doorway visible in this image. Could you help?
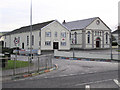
[53,42,59,49]
[96,37,101,48]
[22,43,24,49]
[96,41,100,48]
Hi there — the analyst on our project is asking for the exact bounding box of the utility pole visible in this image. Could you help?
[30,0,32,63]
[110,30,113,60]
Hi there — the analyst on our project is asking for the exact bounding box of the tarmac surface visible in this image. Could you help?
[2,58,119,89]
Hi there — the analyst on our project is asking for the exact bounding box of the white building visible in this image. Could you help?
[3,20,70,50]
[63,17,111,49]
[112,27,120,44]
[3,17,111,51]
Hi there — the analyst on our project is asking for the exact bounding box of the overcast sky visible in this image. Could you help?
[0,0,119,32]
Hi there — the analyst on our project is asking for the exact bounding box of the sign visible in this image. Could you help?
[14,37,19,44]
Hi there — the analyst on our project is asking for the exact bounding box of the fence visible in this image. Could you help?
[2,54,53,76]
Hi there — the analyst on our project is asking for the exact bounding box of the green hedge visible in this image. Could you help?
[112,42,118,46]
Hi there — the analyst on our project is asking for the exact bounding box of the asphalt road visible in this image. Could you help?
[2,58,119,89]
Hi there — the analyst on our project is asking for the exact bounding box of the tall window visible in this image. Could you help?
[74,32,77,44]
[87,31,90,44]
[5,42,6,47]
[32,35,34,45]
[55,32,57,37]
[39,32,41,37]
[18,37,20,46]
[45,32,51,37]
[39,41,41,46]
[45,41,51,46]
[106,32,108,44]
[27,36,29,46]
[61,32,66,37]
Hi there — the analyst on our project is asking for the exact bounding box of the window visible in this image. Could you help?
[32,35,34,45]
[106,32,108,44]
[18,37,20,46]
[61,32,66,37]
[45,41,51,46]
[27,36,29,46]
[39,41,41,46]
[5,42,6,47]
[39,32,41,37]
[45,32,51,37]
[87,31,90,43]
[100,31,101,36]
[5,35,6,39]
[55,32,57,37]
[74,32,77,44]
[61,42,66,46]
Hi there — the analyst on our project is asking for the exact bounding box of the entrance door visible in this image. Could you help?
[22,43,24,49]
[96,41,100,48]
[53,42,59,49]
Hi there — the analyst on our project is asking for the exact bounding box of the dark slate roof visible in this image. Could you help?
[4,20,55,36]
[63,17,98,30]
[112,29,120,34]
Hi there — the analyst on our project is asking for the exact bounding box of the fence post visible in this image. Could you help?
[50,55,53,68]
[28,56,30,74]
[37,56,40,72]
[46,56,48,69]
[13,58,16,76]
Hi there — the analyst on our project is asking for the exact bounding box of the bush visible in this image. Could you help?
[112,42,118,46]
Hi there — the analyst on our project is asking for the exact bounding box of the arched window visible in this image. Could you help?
[106,32,108,44]
[74,32,77,44]
[87,31,90,43]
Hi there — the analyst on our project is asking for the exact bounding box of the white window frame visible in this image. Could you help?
[45,32,51,37]
[61,42,66,46]
[61,32,66,38]
[45,41,51,46]
[55,32,57,37]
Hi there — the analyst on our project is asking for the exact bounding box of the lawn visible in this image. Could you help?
[3,60,33,70]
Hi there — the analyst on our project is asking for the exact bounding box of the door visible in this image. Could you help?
[96,41,100,48]
[22,43,24,49]
[53,42,59,49]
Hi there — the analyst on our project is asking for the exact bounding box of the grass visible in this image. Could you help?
[3,60,33,70]
[117,50,120,52]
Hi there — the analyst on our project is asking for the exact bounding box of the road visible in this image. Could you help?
[2,58,119,89]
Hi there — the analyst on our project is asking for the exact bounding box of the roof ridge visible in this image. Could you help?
[3,20,55,36]
[65,17,98,23]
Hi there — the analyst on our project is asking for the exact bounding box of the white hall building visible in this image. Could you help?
[3,17,111,51]
[3,20,70,50]
[63,17,111,49]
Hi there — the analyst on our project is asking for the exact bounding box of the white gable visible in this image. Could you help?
[86,18,110,30]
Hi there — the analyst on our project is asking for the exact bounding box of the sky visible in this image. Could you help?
[0,0,119,32]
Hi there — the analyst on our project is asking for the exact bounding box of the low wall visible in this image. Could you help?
[54,50,119,60]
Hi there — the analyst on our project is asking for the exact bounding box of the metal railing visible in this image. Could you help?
[2,54,53,76]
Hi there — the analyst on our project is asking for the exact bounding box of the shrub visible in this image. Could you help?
[112,42,118,46]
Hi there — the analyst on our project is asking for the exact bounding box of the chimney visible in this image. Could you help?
[62,20,66,24]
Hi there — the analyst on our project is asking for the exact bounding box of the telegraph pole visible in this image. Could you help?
[30,0,32,63]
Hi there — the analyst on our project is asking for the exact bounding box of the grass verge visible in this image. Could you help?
[3,60,33,70]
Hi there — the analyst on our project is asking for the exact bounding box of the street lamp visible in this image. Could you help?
[30,0,32,63]
[110,30,113,60]
[72,32,77,58]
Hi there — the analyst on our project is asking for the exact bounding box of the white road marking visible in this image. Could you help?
[75,78,114,86]
[81,73,85,74]
[85,85,90,90]
[69,74,76,76]
[113,79,120,87]
[59,75,68,77]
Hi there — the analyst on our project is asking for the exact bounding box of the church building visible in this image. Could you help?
[63,17,111,49]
